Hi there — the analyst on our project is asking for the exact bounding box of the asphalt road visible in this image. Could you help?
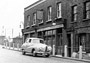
[0,45,88,63]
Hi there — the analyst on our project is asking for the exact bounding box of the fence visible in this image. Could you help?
[52,45,90,60]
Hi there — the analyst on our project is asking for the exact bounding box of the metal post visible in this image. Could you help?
[79,46,82,59]
[6,42,7,48]
[13,43,14,49]
[53,45,55,56]
[64,45,67,57]
[9,42,10,49]
[17,43,19,50]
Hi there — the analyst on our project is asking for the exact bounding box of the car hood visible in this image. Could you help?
[34,43,47,48]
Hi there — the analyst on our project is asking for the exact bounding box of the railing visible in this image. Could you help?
[52,45,90,60]
[3,42,22,51]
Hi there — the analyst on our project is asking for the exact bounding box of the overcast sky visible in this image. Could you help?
[0,0,38,38]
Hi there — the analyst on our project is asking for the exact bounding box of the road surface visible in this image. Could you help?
[0,45,88,63]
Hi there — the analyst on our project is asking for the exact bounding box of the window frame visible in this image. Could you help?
[72,5,78,22]
[47,6,52,21]
[83,1,90,19]
[32,13,37,26]
[57,2,62,18]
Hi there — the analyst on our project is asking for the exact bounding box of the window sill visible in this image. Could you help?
[31,24,36,27]
[54,17,62,21]
[38,22,43,25]
[83,18,90,22]
[46,19,52,23]
[25,25,30,29]
[70,21,77,24]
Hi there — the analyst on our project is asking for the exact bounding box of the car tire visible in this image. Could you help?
[22,50,26,55]
[45,54,50,57]
[32,50,37,57]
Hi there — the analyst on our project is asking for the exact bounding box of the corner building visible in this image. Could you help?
[22,0,90,57]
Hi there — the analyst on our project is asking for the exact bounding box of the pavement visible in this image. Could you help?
[2,45,90,63]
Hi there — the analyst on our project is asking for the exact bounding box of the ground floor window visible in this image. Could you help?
[74,33,90,53]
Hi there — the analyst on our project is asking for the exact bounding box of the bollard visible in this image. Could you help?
[6,42,7,48]
[17,43,19,50]
[13,43,14,49]
[79,46,82,59]
[53,45,55,56]
[4,43,5,48]
[9,42,10,49]
[64,45,67,57]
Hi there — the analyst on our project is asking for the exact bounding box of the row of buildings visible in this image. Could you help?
[22,0,90,57]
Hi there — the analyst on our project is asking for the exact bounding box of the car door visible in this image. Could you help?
[23,39,30,51]
[26,39,33,52]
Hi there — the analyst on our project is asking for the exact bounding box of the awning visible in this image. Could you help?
[24,24,64,34]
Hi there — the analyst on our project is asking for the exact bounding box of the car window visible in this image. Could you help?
[25,39,28,43]
[40,40,44,44]
[29,39,31,43]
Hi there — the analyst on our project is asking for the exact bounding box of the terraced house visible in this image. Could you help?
[22,0,90,57]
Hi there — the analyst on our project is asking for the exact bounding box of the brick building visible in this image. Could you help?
[22,0,90,57]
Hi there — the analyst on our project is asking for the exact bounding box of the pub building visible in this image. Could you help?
[22,0,90,57]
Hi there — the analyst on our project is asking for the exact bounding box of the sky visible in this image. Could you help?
[0,0,38,38]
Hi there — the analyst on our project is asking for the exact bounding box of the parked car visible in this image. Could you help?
[21,38,52,57]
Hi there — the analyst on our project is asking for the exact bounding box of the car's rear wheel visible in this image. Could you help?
[32,50,37,57]
[22,50,26,55]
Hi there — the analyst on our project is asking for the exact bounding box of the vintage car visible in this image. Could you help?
[21,38,52,57]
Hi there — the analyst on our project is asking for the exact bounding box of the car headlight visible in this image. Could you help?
[38,47,45,52]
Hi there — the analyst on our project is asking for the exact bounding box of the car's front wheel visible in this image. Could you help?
[45,54,50,57]
[32,50,37,57]
[22,50,26,55]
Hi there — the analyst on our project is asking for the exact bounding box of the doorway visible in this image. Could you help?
[67,34,71,57]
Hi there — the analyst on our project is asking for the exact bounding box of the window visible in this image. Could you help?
[57,2,62,18]
[33,13,36,25]
[26,15,30,28]
[27,15,30,22]
[48,6,52,21]
[84,2,90,19]
[72,5,78,22]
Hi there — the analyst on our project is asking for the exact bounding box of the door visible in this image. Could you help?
[67,34,71,57]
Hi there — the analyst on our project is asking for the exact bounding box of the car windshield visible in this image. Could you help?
[33,39,39,43]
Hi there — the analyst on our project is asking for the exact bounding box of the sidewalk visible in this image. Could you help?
[52,55,90,63]
[3,46,90,63]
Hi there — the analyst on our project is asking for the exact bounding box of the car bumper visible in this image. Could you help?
[35,51,50,55]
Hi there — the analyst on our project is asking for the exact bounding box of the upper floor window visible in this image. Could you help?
[27,15,30,22]
[33,13,37,25]
[57,2,62,18]
[72,5,78,22]
[84,2,90,19]
[48,6,52,21]
[26,15,30,28]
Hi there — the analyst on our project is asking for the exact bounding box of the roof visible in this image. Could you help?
[24,0,46,11]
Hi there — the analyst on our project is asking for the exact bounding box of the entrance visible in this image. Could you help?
[67,34,71,57]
